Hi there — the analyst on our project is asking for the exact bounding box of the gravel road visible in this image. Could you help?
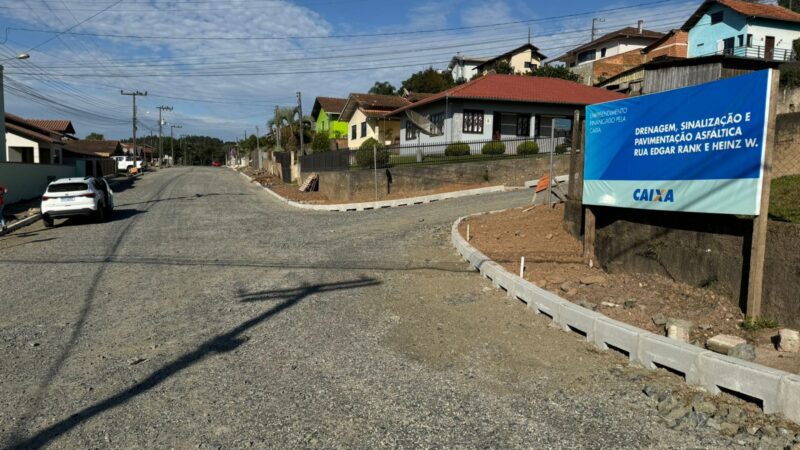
[0,167,742,448]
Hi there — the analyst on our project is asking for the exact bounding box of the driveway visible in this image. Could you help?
[0,167,736,448]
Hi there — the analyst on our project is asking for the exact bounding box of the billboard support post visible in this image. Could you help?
[583,207,597,267]
[745,69,780,318]
[568,109,581,199]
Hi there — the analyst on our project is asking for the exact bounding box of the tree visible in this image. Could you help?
[779,0,800,12]
[368,81,396,95]
[311,131,331,153]
[400,67,455,94]
[489,60,514,75]
[267,106,313,153]
[528,65,580,82]
[85,132,104,140]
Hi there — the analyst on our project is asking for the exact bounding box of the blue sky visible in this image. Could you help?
[0,0,711,141]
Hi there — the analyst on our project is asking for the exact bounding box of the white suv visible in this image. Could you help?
[41,177,114,227]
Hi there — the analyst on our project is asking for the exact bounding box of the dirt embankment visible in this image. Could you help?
[460,204,800,375]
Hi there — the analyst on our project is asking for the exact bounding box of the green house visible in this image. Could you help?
[311,97,349,139]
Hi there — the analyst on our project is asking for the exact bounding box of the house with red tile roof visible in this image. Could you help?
[4,113,72,164]
[683,0,800,61]
[339,93,412,148]
[387,74,624,150]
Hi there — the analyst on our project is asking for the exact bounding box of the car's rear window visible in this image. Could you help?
[48,183,88,193]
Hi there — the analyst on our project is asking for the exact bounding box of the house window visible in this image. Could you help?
[462,110,484,134]
[351,124,356,140]
[429,112,444,136]
[524,61,532,68]
[710,11,723,24]
[600,48,607,58]
[737,34,744,47]
[577,49,596,64]
[516,114,531,137]
[405,121,418,140]
[361,121,367,138]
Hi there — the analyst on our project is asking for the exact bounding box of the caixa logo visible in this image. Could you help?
[633,188,674,203]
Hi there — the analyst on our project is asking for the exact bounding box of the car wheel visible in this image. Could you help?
[103,203,113,220]
[42,215,54,228]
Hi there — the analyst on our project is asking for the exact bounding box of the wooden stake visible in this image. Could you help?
[466,224,470,242]
[746,69,780,318]
[519,257,525,278]
[583,207,597,267]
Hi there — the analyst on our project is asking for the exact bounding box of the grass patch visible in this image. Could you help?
[769,175,800,223]
[740,315,779,331]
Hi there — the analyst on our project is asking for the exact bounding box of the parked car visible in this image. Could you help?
[211,161,221,167]
[112,155,144,173]
[40,177,114,227]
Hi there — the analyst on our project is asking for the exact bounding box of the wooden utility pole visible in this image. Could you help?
[746,69,780,318]
[297,92,305,155]
[121,90,147,173]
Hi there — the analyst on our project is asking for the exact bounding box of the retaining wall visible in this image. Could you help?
[315,155,569,203]
[0,162,77,203]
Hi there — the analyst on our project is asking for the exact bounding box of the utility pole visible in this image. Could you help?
[170,124,182,166]
[297,92,305,155]
[157,105,172,167]
[591,18,605,41]
[121,90,147,174]
[274,105,282,152]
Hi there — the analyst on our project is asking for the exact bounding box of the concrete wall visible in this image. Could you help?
[317,154,570,202]
[588,206,800,328]
[0,161,77,203]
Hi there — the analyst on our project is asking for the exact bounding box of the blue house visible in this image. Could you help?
[682,0,800,61]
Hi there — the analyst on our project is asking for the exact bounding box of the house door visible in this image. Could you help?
[765,36,775,60]
[723,37,735,55]
[492,112,502,140]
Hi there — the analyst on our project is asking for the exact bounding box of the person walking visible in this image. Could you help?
[0,185,6,231]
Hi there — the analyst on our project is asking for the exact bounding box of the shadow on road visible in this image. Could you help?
[5,277,380,450]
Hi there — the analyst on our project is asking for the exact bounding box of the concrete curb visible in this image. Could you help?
[451,210,800,425]
[0,213,42,236]
[235,169,507,212]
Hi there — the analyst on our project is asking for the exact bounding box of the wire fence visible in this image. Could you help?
[299,135,572,172]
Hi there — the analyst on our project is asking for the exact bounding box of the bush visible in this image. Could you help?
[311,131,331,153]
[444,141,470,157]
[355,137,389,168]
[555,143,569,154]
[481,140,506,155]
[517,141,539,155]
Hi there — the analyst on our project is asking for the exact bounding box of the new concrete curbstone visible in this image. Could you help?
[638,334,705,386]
[450,209,800,424]
[778,374,800,423]
[593,316,643,361]
[697,351,785,414]
[237,169,507,212]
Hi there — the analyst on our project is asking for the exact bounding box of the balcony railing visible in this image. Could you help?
[718,44,796,62]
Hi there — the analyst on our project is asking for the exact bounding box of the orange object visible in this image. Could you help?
[535,175,550,193]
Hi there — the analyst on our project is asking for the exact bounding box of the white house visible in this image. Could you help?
[473,43,547,76]
[4,113,71,164]
[339,93,412,148]
[447,54,490,81]
[387,74,625,155]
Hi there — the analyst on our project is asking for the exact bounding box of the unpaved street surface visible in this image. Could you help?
[0,167,747,448]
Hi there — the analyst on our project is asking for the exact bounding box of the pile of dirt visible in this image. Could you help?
[460,204,800,375]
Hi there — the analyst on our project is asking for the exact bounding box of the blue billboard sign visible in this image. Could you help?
[583,70,773,215]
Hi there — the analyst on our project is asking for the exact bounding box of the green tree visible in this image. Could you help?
[85,132,104,140]
[268,106,313,153]
[400,67,455,94]
[490,60,514,74]
[368,81,396,95]
[778,0,799,12]
[528,65,580,82]
[311,131,331,153]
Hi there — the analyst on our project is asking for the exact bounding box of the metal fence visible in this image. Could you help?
[717,45,795,62]
[299,135,571,172]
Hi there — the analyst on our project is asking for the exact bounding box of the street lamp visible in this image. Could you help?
[170,124,182,166]
[0,53,31,162]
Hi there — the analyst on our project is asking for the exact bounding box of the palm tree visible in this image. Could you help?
[268,107,313,154]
